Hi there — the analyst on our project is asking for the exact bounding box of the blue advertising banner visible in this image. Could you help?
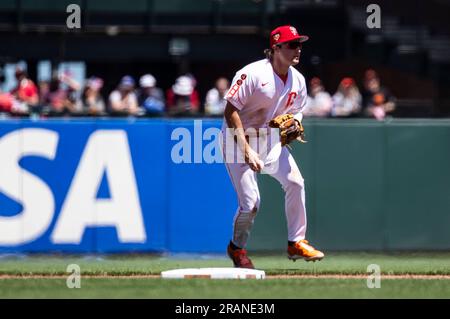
[0,118,236,253]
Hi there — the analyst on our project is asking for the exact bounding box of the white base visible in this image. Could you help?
[161,267,265,279]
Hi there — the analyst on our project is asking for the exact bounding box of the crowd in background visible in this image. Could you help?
[303,69,396,121]
[0,65,395,121]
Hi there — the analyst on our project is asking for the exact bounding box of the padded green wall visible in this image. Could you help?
[248,119,450,251]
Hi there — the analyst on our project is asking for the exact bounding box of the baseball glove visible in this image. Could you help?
[268,113,306,146]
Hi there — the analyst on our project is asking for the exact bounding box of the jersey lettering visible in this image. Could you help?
[285,92,297,108]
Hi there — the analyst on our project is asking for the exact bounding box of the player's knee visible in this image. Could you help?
[240,202,259,214]
[287,168,304,186]
[284,179,304,193]
[240,194,260,213]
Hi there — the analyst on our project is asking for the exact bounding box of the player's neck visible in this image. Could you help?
[271,59,290,78]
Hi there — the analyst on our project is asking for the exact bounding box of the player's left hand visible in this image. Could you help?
[269,113,307,146]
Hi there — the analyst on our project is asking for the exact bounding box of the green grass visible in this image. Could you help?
[0,252,449,298]
[1,252,450,275]
[0,278,449,299]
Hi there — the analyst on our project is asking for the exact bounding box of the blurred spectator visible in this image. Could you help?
[108,75,143,116]
[60,72,83,114]
[204,77,229,116]
[331,77,362,117]
[138,74,165,116]
[303,77,332,117]
[82,76,106,116]
[362,69,396,121]
[42,73,82,116]
[186,73,198,89]
[166,75,200,116]
[38,81,50,107]
[10,66,39,115]
[0,88,14,116]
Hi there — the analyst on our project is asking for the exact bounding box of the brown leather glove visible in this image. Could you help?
[268,113,306,146]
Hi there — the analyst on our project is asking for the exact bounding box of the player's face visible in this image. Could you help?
[276,41,302,65]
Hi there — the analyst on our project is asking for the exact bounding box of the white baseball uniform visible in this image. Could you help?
[222,58,308,248]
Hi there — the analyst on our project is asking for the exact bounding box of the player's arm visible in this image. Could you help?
[224,102,263,172]
[224,102,247,151]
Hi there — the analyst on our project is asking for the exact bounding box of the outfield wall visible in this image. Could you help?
[250,118,450,252]
[0,118,449,253]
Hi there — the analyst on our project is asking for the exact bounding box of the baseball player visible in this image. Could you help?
[222,25,324,269]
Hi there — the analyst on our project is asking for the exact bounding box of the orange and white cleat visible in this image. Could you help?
[287,239,324,262]
[227,244,255,269]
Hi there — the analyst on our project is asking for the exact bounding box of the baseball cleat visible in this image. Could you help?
[227,244,255,269]
[287,239,324,262]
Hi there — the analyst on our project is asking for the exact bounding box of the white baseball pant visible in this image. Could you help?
[224,143,307,249]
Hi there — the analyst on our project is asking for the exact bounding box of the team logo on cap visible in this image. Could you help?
[290,27,298,35]
[273,33,280,41]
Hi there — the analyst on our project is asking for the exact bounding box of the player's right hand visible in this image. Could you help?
[245,147,263,172]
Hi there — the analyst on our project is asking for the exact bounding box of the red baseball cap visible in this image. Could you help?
[270,25,309,47]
